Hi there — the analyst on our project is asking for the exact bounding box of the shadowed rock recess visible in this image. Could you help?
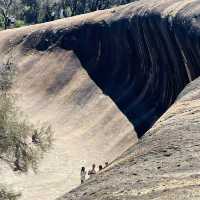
[0,0,200,199]
[15,0,200,137]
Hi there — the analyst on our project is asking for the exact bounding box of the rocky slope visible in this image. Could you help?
[0,0,200,199]
[0,9,137,200]
[60,76,200,200]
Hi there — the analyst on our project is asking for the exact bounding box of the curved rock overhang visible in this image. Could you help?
[11,0,200,137]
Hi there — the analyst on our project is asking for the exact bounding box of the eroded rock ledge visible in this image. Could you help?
[53,0,200,199]
[18,0,200,137]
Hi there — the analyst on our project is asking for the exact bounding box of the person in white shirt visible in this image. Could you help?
[88,164,96,178]
[80,167,86,184]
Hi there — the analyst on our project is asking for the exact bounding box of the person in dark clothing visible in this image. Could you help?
[80,167,86,184]
[88,164,96,178]
[99,165,103,171]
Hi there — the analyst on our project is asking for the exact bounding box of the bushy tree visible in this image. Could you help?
[0,59,53,198]
[0,0,15,29]
[0,0,22,29]
[21,0,40,24]
[57,0,134,17]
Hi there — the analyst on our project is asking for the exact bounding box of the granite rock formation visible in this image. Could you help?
[0,0,200,199]
[10,0,200,138]
[60,76,200,199]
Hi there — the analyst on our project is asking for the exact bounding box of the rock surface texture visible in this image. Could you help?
[60,77,200,199]
[0,0,200,199]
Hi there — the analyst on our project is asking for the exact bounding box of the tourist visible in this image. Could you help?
[88,164,96,178]
[105,162,109,168]
[80,167,86,184]
[99,165,103,171]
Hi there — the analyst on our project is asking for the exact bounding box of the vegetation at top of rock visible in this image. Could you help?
[0,0,137,30]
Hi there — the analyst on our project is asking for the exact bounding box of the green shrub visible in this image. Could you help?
[0,60,53,172]
[0,58,53,200]
[15,20,26,28]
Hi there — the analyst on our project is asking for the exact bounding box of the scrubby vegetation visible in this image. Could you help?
[0,59,53,198]
[0,0,138,30]
[15,20,25,28]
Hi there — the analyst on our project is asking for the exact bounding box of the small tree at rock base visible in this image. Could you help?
[0,59,53,199]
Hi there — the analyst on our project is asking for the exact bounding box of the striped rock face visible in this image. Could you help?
[0,4,138,200]
[1,49,136,200]
[61,76,200,200]
[0,0,200,199]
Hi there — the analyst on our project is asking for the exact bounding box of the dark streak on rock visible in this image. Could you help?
[19,1,200,138]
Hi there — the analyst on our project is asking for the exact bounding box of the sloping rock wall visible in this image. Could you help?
[0,0,200,199]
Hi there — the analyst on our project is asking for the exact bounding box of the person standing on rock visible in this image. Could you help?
[99,165,103,171]
[88,164,96,178]
[105,162,109,168]
[80,167,86,184]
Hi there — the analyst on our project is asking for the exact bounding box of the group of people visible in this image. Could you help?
[80,162,109,184]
